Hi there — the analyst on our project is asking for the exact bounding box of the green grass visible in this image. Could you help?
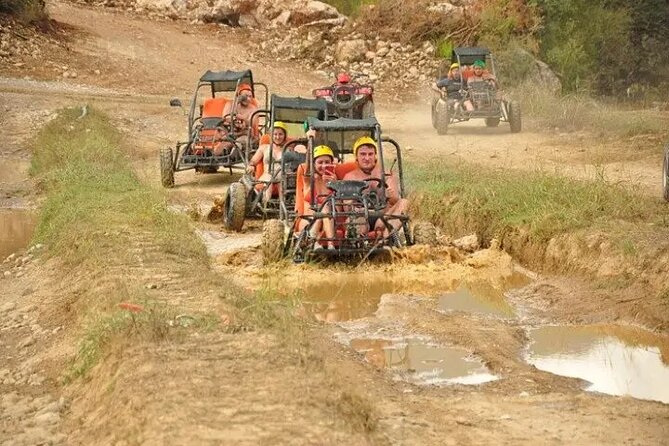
[30,107,206,266]
[408,161,669,243]
[515,82,669,138]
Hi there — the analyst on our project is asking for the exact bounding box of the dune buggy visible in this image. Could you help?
[161,70,269,187]
[312,73,375,119]
[261,116,436,264]
[431,47,521,135]
[222,94,329,231]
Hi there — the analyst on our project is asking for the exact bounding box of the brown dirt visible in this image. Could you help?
[1,2,669,445]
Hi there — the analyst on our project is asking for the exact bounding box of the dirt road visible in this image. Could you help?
[1,2,669,445]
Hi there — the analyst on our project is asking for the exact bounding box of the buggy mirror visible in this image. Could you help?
[169,98,182,107]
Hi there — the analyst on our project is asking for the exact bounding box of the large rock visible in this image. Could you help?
[197,0,258,25]
[288,0,345,26]
[335,39,367,63]
[531,59,561,93]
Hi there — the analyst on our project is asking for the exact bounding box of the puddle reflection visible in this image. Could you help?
[438,283,515,317]
[297,275,450,322]
[0,209,37,259]
[526,325,669,404]
[351,337,498,386]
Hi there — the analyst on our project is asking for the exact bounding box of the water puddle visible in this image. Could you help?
[296,275,452,322]
[526,325,669,404]
[350,337,498,386]
[0,208,37,259]
[438,283,515,318]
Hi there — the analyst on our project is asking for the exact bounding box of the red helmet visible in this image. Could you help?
[336,73,351,84]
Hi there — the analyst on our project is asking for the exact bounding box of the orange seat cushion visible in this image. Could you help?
[335,161,357,179]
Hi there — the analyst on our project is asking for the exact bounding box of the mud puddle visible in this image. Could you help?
[438,283,515,318]
[350,336,498,386]
[295,274,453,322]
[0,208,37,259]
[525,325,669,404]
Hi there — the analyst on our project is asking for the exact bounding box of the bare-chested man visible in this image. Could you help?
[213,83,259,155]
[342,136,408,236]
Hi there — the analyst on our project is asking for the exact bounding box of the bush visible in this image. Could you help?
[0,0,46,22]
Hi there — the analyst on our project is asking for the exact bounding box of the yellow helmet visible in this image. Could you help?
[313,145,334,160]
[353,136,377,156]
[273,121,288,133]
[450,62,459,70]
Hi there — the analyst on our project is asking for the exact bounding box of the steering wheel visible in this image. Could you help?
[362,177,389,189]
[282,138,308,152]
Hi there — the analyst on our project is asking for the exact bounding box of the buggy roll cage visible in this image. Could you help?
[449,47,498,85]
[303,117,406,212]
[186,69,269,137]
[242,95,330,222]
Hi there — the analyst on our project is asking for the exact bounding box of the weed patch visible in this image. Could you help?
[30,107,206,266]
[515,82,669,138]
[408,161,669,243]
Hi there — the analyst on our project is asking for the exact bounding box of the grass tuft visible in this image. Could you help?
[30,106,206,266]
[408,161,669,243]
[515,82,669,138]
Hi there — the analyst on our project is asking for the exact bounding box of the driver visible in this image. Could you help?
[214,83,259,155]
[342,136,408,238]
[467,60,497,86]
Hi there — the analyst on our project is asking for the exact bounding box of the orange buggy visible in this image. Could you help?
[161,70,268,187]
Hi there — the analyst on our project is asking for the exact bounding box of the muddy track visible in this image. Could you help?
[1,1,669,445]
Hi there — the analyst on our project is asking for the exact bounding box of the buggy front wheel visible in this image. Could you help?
[663,143,669,202]
[412,221,437,246]
[262,219,285,264]
[223,182,246,231]
[434,100,450,135]
[160,147,175,188]
[508,101,522,133]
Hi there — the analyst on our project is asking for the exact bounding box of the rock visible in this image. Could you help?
[365,51,376,60]
[335,39,367,63]
[453,234,479,252]
[94,69,101,75]
[1,302,16,313]
[3,271,11,278]
[34,411,60,425]
[272,10,291,26]
[532,59,561,93]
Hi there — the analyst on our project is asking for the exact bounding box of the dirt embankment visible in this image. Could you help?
[1,2,669,445]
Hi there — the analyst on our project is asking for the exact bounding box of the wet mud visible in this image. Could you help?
[0,208,37,259]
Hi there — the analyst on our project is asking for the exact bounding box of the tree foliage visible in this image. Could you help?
[533,0,669,94]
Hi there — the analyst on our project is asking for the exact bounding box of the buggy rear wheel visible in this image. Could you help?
[223,182,246,231]
[160,147,174,188]
[485,117,500,127]
[508,101,522,133]
[663,144,669,202]
[262,219,285,264]
[412,221,437,246]
[435,100,449,135]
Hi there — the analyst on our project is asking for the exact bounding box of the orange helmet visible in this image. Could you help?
[237,83,253,95]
